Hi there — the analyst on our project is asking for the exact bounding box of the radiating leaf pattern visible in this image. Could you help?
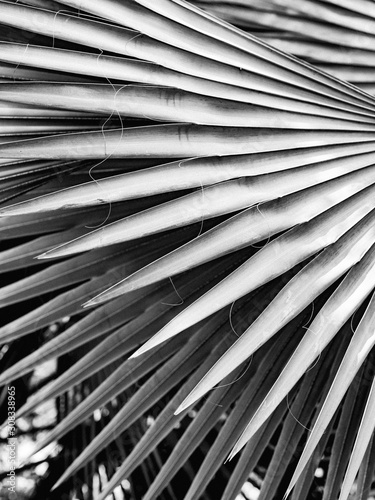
[1,1,375,499]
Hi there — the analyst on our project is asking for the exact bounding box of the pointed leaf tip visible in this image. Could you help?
[51,477,63,491]
[174,401,189,415]
[81,294,111,307]
[35,248,74,260]
[36,245,82,259]
[34,253,49,260]
[128,335,164,357]
[81,300,95,309]
[228,442,243,461]
[127,336,165,358]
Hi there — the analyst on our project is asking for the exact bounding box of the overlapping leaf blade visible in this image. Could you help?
[0,0,375,498]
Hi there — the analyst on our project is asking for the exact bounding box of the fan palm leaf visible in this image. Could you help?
[1,1,375,499]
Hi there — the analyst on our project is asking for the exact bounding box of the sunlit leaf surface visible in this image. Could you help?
[1,1,375,499]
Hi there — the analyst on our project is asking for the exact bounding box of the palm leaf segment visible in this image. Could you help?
[0,0,375,499]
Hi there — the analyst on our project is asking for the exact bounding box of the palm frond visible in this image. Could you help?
[1,1,375,499]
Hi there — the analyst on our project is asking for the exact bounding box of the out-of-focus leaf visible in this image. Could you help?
[31,301,237,463]
[22,331,187,459]
[119,367,247,500]
[90,318,251,499]
[0,282,162,385]
[52,313,243,490]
